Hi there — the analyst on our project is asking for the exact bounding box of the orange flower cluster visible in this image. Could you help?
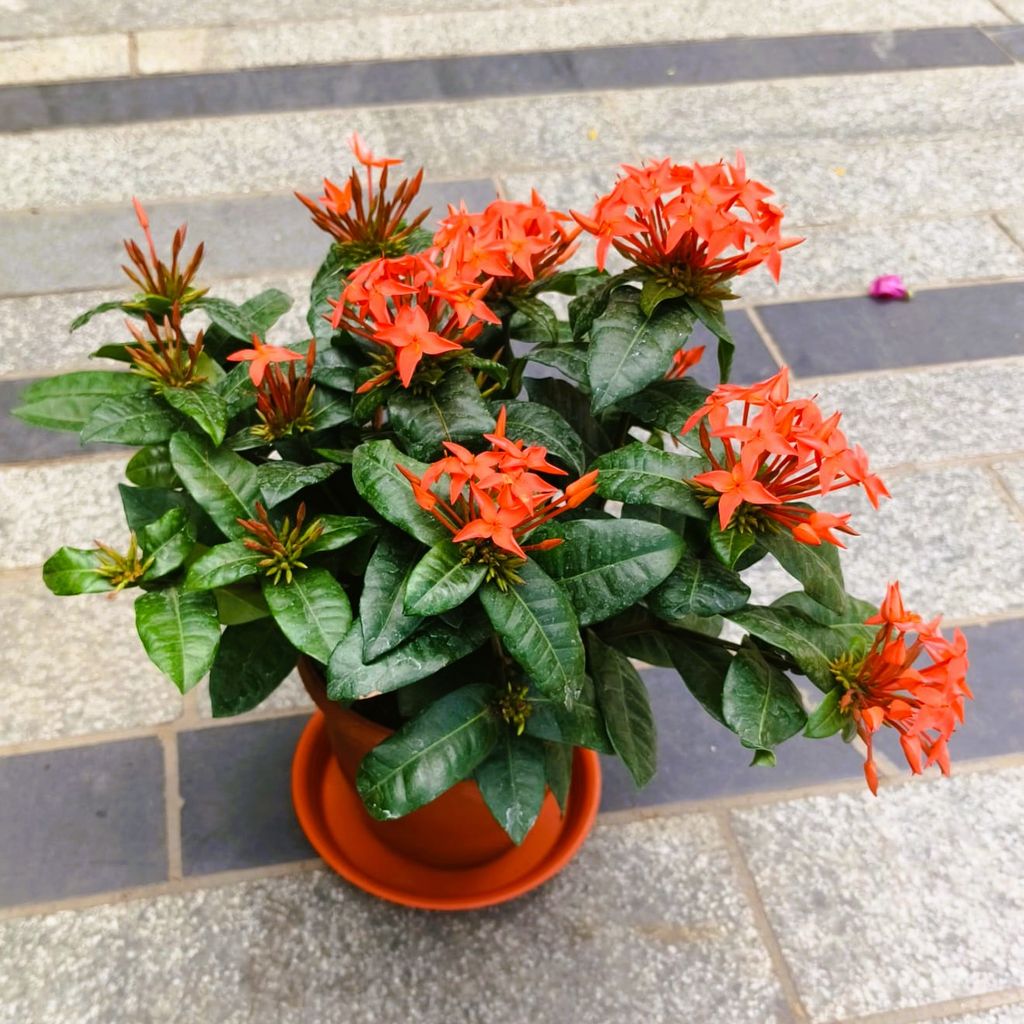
[329,252,498,391]
[572,155,802,289]
[294,134,430,254]
[434,193,580,298]
[837,582,971,794]
[398,409,598,559]
[684,368,889,546]
[226,336,316,440]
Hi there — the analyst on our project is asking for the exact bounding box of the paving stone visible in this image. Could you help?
[0,179,496,297]
[601,667,862,812]
[0,33,129,86]
[744,465,1024,621]
[0,454,128,570]
[994,459,1024,510]
[0,573,180,746]
[928,1008,1024,1024]
[756,281,1024,376]
[998,0,1024,22]
[731,765,1024,1020]
[988,25,1024,60]
[0,737,167,908]
[0,815,788,1024]
[178,716,314,875]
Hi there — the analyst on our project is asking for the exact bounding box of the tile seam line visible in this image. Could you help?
[3,62,1017,141]
[993,210,1024,252]
[986,462,1024,526]
[831,985,1024,1024]
[157,727,183,881]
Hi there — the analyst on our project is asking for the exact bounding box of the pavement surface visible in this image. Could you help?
[2,3,1024,1022]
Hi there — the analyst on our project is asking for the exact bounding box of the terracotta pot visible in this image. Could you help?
[292,658,602,910]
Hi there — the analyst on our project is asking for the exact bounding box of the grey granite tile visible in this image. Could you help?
[987,25,1024,60]
[994,459,1024,509]
[0,574,180,746]
[744,466,1024,621]
[0,738,167,907]
[0,33,129,87]
[0,815,787,1024]
[757,282,1024,376]
[928,1008,1024,1024]
[178,716,314,875]
[601,667,862,812]
[0,179,495,298]
[732,765,1024,1021]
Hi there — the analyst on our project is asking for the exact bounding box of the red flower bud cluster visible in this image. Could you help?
[572,154,802,288]
[685,368,890,546]
[839,582,971,794]
[123,198,206,305]
[398,408,598,559]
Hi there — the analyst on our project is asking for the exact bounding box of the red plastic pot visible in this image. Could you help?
[291,658,601,910]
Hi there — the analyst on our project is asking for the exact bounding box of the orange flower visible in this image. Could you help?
[226,334,305,387]
[685,368,889,545]
[398,409,598,559]
[572,154,802,292]
[374,304,462,388]
[665,344,705,381]
[837,582,971,794]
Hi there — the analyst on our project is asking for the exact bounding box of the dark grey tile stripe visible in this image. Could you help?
[0,27,1010,133]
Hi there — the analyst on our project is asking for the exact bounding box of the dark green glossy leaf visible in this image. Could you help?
[709,517,756,569]
[139,507,196,579]
[207,620,296,717]
[491,399,586,476]
[758,527,846,613]
[215,362,258,417]
[464,354,510,387]
[70,299,126,331]
[388,368,493,461]
[184,541,263,591]
[804,687,846,739]
[312,345,358,392]
[639,277,686,317]
[307,245,346,344]
[592,442,706,516]
[213,584,270,625]
[648,552,750,620]
[118,484,188,533]
[262,567,351,664]
[525,343,590,387]
[587,631,656,787]
[524,376,615,463]
[81,391,179,445]
[525,675,613,753]
[12,371,148,432]
[685,297,734,381]
[722,646,806,751]
[198,297,258,343]
[126,444,180,488]
[479,559,585,704]
[772,589,877,626]
[544,741,573,813]
[307,385,352,432]
[327,615,490,700]
[615,378,712,454]
[531,518,684,627]
[42,547,112,596]
[357,682,500,819]
[535,266,608,296]
[359,531,423,660]
[134,587,220,693]
[256,461,338,508]
[509,295,559,343]
[161,385,229,445]
[241,288,292,334]
[404,539,486,616]
[351,440,448,546]
[474,733,548,844]
[303,514,378,556]
[169,431,259,539]
[663,633,733,724]
[588,288,695,413]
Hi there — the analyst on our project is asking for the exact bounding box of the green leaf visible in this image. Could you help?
[662,633,732,724]
[772,589,877,626]
[215,362,258,418]
[327,615,490,700]
[722,646,807,751]
[184,541,263,591]
[479,559,585,703]
[134,587,220,693]
[758,526,846,613]
[125,444,180,488]
[161,386,229,445]
[404,539,487,616]
[256,461,338,508]
[544,741,573,812]
[169,431,259,539]
[388,368,494,461]
[639,277,686,317]
[525,344,590,388]
[42,547,113,595]
[214,585,270,625]
[709,517,756,569]
[535,266,608,296]
[587,631,656,787]
[351,440,448,546]
[262,568,351,664]
[525,675,614,753]
[531,518,684,627]
[241,288,292,334]
[207,620,296,717]
[490,400,586,476]
[70,299,125,331]
[592,442,706,516]
[648,552,750,620]
[118,484,188,533]
[685,297,734,382]
[306,386,352,432]
[359,531,423,660]
[804,687,846,739]
[464,354,510,387]
[587,288,695,413]
[12,371,148,432]
[509,295,559,343]
[139,508,196,579]
[615,378,712,454]
[357,682,500,819]
[524,376,615,463]
[474,733,548,843]
[198,297,259,343]
[81,391,180,445]
[303,514,378,556]
[307,245,345,344]
[312,345,358,392]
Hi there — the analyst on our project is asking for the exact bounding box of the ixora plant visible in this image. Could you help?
[17,141,972,896]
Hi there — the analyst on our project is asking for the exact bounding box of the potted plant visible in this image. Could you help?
[16,140,972,910]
